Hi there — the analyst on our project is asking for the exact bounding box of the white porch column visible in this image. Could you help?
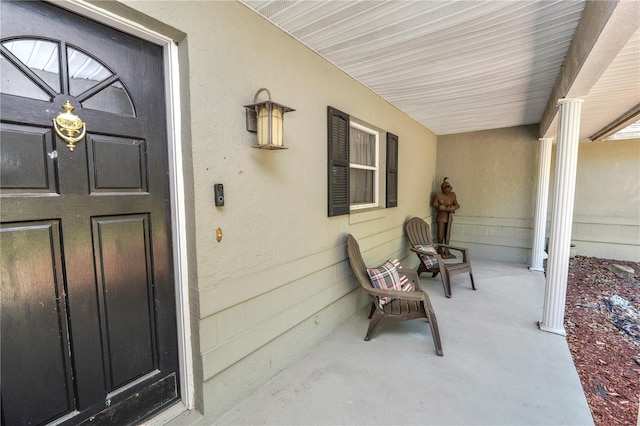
[539,98,583,336]
[530,137,553,272]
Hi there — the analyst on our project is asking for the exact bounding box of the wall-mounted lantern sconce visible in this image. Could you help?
[244,88,295,149]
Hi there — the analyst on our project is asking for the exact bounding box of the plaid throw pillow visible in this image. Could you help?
[420,255,439,269]
[413,244,439,269]
[367,259,413,306]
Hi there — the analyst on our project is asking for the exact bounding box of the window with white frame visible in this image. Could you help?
[327,106,398,217]
[349,122,379,210]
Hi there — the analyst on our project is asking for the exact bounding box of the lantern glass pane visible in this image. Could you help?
[271,106,283,146]
[257,104,269,145]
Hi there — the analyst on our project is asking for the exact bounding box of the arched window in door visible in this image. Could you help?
[1,38,135,116]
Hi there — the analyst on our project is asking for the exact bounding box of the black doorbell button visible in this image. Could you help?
[214,183,224,206]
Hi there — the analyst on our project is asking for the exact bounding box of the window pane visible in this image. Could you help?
[0,55,50,100]
[2,39,60,94]
[350,127,375,167]
[67,47,112,96]
[83,81,135,116]
[350,168,374,205]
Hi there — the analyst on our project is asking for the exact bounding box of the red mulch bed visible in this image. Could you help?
[564,256,640,426]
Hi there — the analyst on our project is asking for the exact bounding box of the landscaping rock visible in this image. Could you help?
[607,264,635,278]
[603,294,640,342]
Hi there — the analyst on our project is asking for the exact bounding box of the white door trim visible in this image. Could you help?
[47,0,194,412]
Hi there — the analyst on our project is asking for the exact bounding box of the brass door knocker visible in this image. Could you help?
[53,100,86,151]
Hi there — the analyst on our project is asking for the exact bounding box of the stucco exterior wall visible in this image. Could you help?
[436,126,539,263]
[551,137,640,261]
[120,0,437,420]
[437,128,640,264]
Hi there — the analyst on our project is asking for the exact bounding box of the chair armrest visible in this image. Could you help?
[410,246,440,257]
[433,243,470,262]
[365,286,426,301]
[433,243,467,252]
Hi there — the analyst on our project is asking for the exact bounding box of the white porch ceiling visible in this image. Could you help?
[240,0,640,141]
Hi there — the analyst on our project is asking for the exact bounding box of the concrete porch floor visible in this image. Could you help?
[170,259,594,425]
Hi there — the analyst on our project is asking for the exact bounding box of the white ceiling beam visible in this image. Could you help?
[540,0,640,139]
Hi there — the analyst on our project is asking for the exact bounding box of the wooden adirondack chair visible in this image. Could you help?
[405,217,476,298]
[346,234,443,356]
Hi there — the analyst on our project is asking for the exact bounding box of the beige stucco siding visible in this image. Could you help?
[122,0,437,418]
[436,125,539,263]
[551,137,640,261]
[437,128,640,263]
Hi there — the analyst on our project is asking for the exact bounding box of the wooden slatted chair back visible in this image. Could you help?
[346,234,374,291]
[405,216,434,246]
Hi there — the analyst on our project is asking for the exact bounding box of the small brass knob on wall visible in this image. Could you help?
[216,228,223,242]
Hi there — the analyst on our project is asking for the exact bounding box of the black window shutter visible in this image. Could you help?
[327,106,350,217]
[386,132,398,208]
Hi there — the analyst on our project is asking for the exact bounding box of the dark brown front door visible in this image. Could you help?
[1,2,179,424]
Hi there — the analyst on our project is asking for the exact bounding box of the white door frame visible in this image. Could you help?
[47,0,194,413]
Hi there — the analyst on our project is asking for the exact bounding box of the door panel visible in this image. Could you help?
[0,123,57,193]
[1,221,75,425]
[93,215,157,390]
[88,135,148,193]
[1,1,179,424]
